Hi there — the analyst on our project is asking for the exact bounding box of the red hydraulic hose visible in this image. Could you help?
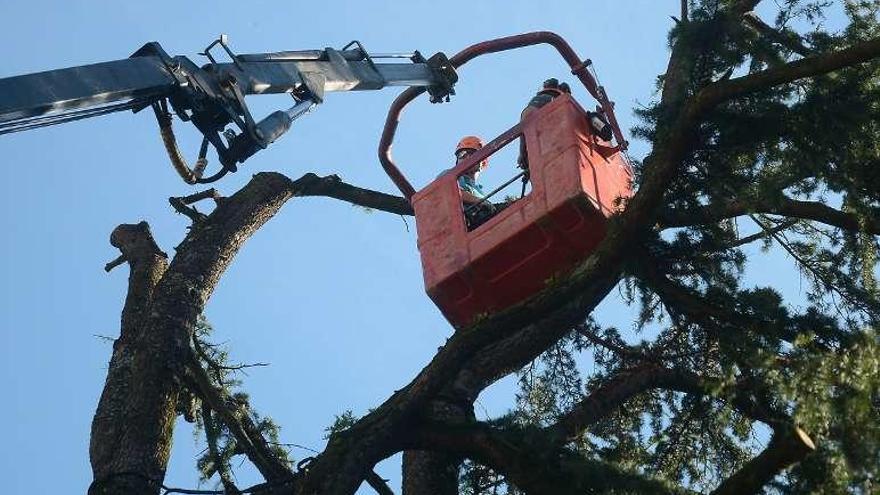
[378,31,628,201]
[377,86,426,199]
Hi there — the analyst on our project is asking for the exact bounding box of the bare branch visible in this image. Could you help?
[295,173,413,216]
[169,189,222,223]
[365,471,395,495]
[180,188,223,205]
[169,196,207,223]
[91,174,307,493]
[104,253,127,272]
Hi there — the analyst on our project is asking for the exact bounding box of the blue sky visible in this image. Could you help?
[0,1,844,493]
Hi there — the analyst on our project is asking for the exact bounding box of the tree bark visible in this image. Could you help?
[710,425,815,495]
[402,397,472,495]
[402,451,459,495]
[89,173,300,493]
[89,222,172,494]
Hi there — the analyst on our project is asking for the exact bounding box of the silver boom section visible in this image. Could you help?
[0,45,448,135]
[0,57,177,131]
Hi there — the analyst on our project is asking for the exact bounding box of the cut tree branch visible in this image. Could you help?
[90,173,307,494]
[169,188,222,223]
[105,253,127,272]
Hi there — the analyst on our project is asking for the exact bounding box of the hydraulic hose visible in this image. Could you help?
[152,101,208,184]
[379,31,628,201]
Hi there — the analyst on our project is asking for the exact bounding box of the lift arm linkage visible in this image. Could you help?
[0,36,458,183]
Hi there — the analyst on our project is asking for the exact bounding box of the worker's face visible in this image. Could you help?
[456,148,486,178]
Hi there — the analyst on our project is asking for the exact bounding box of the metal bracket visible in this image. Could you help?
[200,34,243,71]
[425,52,457,103]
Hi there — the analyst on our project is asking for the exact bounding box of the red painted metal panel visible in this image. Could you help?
[412,95,633,328]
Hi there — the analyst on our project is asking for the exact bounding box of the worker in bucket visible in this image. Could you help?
[518,78,613,170]
[441,135,502,229]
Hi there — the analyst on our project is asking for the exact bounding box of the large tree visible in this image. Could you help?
[85,1,880,494]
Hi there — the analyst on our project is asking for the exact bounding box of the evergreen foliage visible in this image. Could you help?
[188,316,291,491]
[110,2,880,492]
[461,1,880,493]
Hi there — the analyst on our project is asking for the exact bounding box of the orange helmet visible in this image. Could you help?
[455,135,489,167]
[455,135,484,154]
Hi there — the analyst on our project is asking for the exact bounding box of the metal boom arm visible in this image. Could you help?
[0,36,457,183]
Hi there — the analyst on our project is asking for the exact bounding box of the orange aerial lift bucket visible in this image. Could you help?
[412,95,632,327]
[377,32,633,328]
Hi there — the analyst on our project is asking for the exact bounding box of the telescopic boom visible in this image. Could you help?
[0,35,457,183]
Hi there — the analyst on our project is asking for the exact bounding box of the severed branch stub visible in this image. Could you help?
[170,188,224,223]
[104,221,168,272]
[365,471,395,495]
[104,254,127,272]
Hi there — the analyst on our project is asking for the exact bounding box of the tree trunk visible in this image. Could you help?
[89,223,176,495]
[402,396,472,495]
[402,451,460,495]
